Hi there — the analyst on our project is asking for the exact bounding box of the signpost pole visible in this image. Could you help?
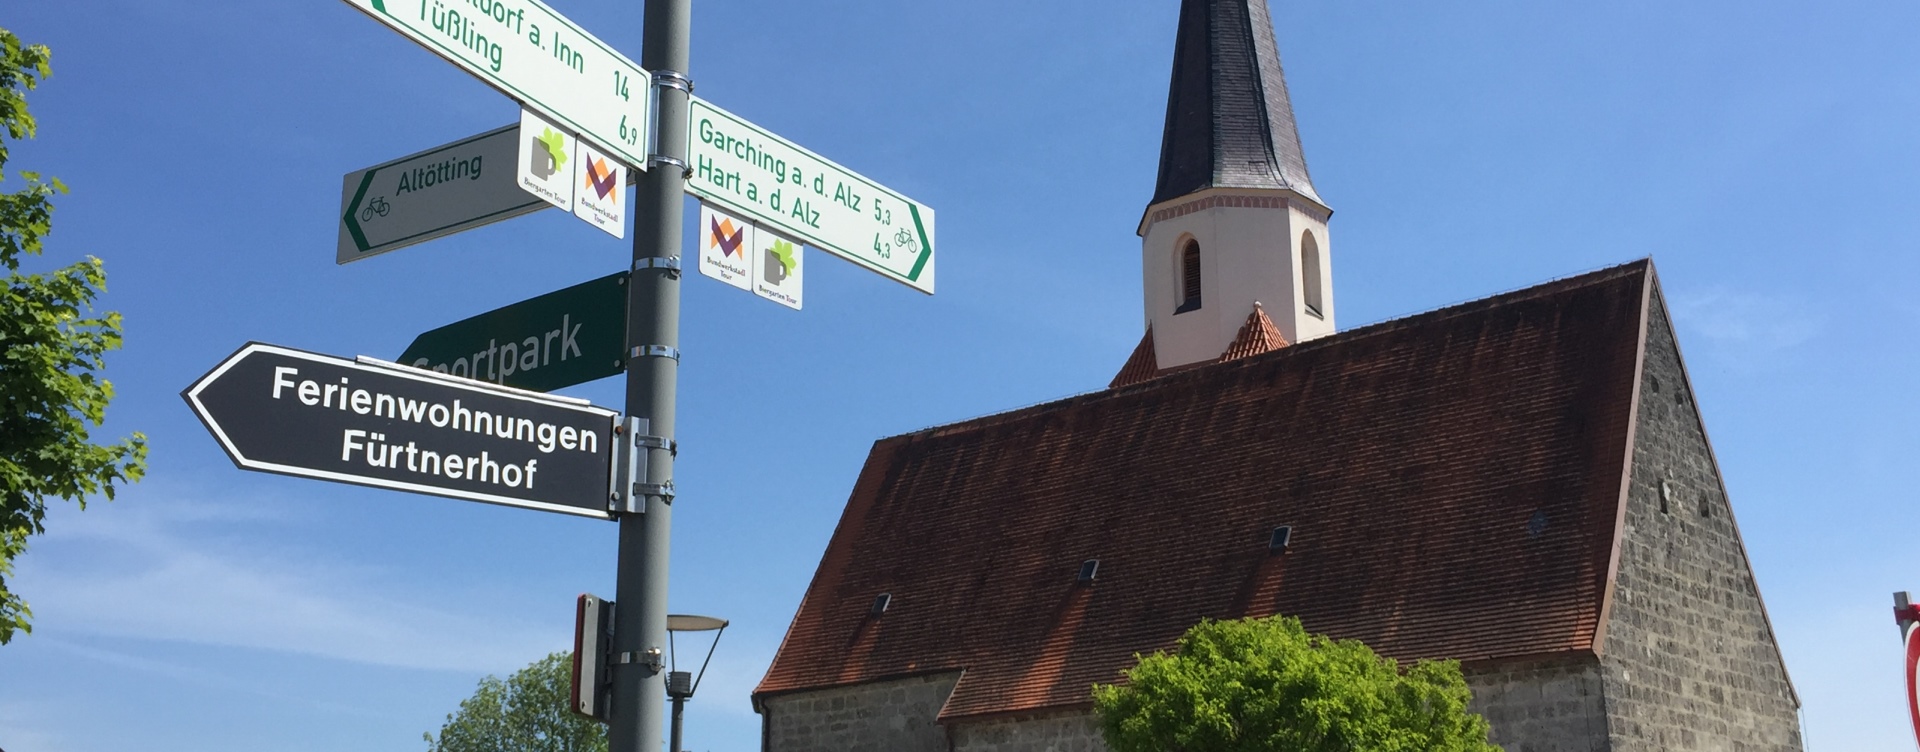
[611,0,689,749]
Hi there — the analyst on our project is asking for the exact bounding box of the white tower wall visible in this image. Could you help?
[1140,189,1333,370]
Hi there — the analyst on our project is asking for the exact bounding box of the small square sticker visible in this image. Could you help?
[516,109,574,210]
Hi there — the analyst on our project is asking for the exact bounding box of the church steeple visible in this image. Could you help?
[1125,0,1335,381]
[1151,0,1322,209]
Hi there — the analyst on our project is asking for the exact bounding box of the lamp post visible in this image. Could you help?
[665,614,728,752]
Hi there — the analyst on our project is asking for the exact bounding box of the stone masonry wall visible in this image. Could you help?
[949,709,1106,752]
[1600,287,1801,751]
[761,673,961,752]
[1462,657,1610,752]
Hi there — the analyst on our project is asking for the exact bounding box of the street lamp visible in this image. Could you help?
[665,613,728,752]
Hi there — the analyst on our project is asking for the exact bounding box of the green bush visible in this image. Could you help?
[1094,615,1501,752]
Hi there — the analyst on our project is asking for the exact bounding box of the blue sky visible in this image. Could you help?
[3,1,1917,750]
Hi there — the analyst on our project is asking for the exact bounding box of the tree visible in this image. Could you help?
[1092,615,1501,752]
[425,651,608,752]
[0,27,146,645]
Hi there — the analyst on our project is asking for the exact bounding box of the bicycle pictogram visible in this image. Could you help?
[893,227,918,254]
[359,196,392,222]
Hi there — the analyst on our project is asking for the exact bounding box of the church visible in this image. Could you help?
[751,2,1804,750]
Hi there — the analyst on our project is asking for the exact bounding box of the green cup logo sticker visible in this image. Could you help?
[764,238,798,284]
[531,128,568,180]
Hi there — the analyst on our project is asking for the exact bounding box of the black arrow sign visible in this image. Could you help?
[183,342,618,519]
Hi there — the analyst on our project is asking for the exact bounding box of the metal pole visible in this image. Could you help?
[611,0,690,748]
[669,695,686,752]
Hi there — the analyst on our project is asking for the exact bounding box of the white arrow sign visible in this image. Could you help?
[338,124,547,264]
[685,97,935,294]
[341,0,652,170]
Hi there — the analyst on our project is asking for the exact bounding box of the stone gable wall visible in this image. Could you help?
[760,673,960,752]
[950,710,1106,752]
[1600,287,1802,751]
[1463,658,1609,752]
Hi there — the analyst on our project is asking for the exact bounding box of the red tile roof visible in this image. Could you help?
[1110,304,1292,389]
[757,261,1651,721]
[1219,302,1290,362]
[1108,327,1160,389]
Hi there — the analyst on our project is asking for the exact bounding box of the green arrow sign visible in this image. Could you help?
[685,96,935,294]
[400,272,627,393]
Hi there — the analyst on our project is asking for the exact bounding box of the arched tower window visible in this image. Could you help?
[1176,240,1202,314]
[1301,231,1324,318]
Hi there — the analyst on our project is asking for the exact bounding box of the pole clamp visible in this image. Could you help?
[633,481,675,502]
[633,433,678,457]
[633,256,682,278]
[613,647,665,672]
[629,345,681,362]
[648,154,692,179]
[653,70,694,94]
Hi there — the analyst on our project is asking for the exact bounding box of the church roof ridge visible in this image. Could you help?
[1151,0,1323,208]
[1231,258,1652,364]
[897,259,1652,443]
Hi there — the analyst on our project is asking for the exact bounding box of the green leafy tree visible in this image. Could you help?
[0,27,146,645]
[1093,615,1501,752]
[426,652,608,752]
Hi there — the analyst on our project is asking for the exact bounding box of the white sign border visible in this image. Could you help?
[183,342,619,520]
[340,0,653,171]
[338,123,551,264]
[684,96,935,295]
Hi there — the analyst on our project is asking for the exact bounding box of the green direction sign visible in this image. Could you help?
[685,97,936,294]
[399,272,627,393]
[341,0,652,170]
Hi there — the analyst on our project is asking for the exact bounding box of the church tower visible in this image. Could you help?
[1125,0,1333,380]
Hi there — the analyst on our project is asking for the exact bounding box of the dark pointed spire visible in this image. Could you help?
[1150,0,1322,208]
